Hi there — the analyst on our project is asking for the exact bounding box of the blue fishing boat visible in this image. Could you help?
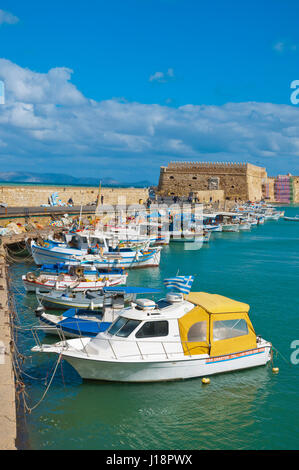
[35,286,161,338]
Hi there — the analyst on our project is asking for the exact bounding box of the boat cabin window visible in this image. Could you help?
[135,321,169,338]
[90,237,102,246]
[187,321,207,342]
[213,319,248,341]
[108,317,141,337]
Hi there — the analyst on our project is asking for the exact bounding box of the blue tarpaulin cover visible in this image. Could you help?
[103,286,160,294]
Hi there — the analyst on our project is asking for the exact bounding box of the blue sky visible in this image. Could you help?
[0,0,299,183]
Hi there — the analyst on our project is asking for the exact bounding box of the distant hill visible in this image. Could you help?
[0,171,153,188]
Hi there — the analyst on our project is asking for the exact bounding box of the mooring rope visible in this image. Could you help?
[22,353,63,413]
[271,345,292,366]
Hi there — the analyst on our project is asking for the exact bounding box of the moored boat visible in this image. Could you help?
[34,287,161,338]
[22,264,128,292]
[32,291,272,382]
[238,222,251,231]
[221,224,239,232]
[284,215,299,221]
[30,239,162,269]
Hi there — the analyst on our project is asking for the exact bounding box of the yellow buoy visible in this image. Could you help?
[272,367,279,374]
[202,377,210,384]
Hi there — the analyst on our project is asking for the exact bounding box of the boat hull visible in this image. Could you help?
[22,275,127,293]
[61,345,272,382]
[222,224,239,232]
[38,313,110,338]
[31,243,161,269]
[36,291,106,310]
[238,223,251,231]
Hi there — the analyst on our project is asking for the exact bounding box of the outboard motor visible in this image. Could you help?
[35,306,44,318]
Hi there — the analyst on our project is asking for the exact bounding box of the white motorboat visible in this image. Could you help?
[32,291,272,383]
[284,215,299,222]
[89,222,170,247]
[238,223,251,231]
[221,224,239,232]
[171,230,210,243]
[203,224,222,232]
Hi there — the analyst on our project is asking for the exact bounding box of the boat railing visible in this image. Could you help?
[31,326,208,360]
[31,324,90,356]
[83,336,209,361]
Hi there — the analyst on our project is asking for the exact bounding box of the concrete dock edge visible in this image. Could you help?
[0,242,16,450]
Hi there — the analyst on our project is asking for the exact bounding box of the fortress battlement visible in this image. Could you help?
[167,161,247,170]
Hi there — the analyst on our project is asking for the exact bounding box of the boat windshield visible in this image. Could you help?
[155,299,171,309]
[107,317,141,337]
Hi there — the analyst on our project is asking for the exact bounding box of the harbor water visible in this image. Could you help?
[10,206,299,450]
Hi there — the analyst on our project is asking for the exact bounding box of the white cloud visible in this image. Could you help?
[149,71,165,83]
[0,59,298,179]
[0,10,19,25]
[273,40,297,53]
[149,68,175,83]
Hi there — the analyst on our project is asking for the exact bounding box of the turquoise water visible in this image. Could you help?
[10,206,299,450]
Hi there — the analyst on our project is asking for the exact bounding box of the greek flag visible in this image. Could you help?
[163,275,194,294]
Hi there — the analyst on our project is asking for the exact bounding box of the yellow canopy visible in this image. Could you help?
[186,292,250,314]
[179,292,256,357]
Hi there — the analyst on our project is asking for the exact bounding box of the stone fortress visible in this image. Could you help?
[0,162,298,209]
[157,161,299,204]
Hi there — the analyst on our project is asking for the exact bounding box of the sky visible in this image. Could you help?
[0,0,299,183]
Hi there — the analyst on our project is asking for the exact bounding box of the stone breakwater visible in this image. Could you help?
[0,243,16,450]
[0,185,149,207]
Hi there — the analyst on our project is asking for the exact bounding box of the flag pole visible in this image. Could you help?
[95,180,102,228]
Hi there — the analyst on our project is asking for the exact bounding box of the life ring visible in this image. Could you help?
[43,241,50,248]
[26,272,37,282]
[37,238,44,247]
[75,266,84,277]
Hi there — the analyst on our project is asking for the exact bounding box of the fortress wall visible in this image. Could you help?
[246,163,267,201]
[158,162,254,200]
[292,177,299,203]
[0,186,149,207]
[191,189,224,203]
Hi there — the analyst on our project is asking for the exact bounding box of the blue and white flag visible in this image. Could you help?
[163,275,194,294]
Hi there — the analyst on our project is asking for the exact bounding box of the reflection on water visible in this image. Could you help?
[31,366,272,450]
